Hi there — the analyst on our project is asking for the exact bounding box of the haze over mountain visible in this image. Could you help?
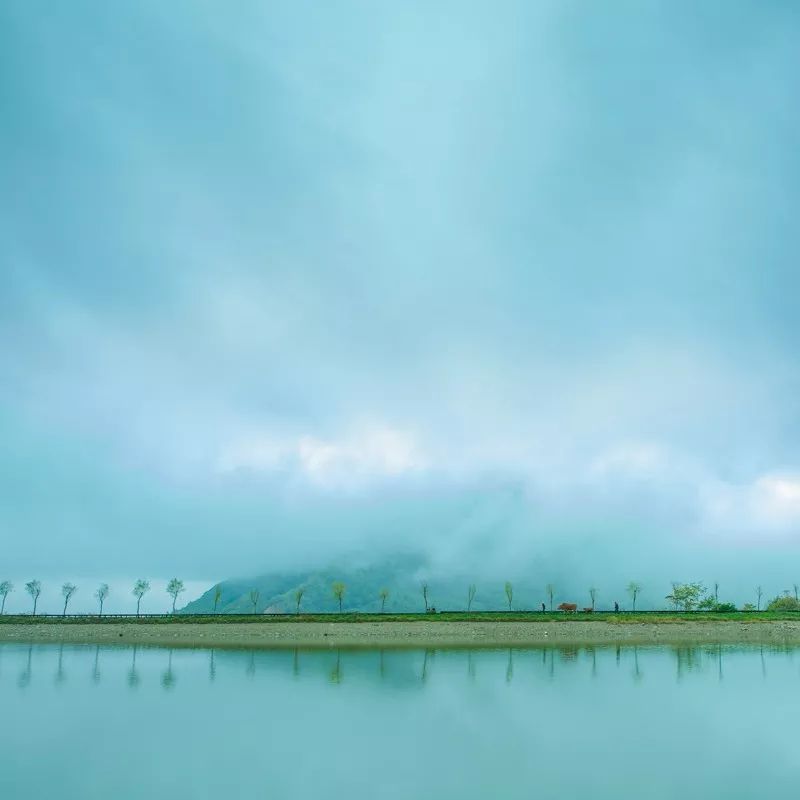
[2,1,799,610]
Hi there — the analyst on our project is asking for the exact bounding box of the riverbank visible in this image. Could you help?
[2,618,800,648]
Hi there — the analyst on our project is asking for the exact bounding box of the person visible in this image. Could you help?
[614,601,619,612]
[541,602,546,612]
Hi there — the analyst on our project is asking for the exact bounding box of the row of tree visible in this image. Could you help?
[2,578,798,615]
[0,579,186,616]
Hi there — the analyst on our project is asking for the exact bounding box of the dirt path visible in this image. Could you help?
[2,620,800,648]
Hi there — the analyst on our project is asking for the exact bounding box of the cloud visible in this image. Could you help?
[218,426,425,488]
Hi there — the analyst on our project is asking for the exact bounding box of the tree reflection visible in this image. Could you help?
[161,650,176,691]
[209,649,216,683]
[54,644,66,686]
[92,646,101,685]
[632,646,642,683]
[18,645,33,689]
[506,649,514,683]
[127,646,140,689]
[329,650,342,684]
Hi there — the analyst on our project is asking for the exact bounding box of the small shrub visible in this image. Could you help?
[741,603,756,612]
[713,602,737,613]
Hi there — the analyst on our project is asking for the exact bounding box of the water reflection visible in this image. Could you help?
[161,650,176,691]
[18,645,32,689]
[1,643,798,693]
[127,645,140,689]
[92,645,101,685]
[3,642,800,800]
[55,644,66,686]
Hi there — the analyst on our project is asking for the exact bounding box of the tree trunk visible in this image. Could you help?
[172,597,176,613]
[136,598,141,617]
[99,599,104,617]
[381,597,386,613]
[1,595,5,615]
[63,599,68,617]
[338,597,342,613]
[33,596,38,616]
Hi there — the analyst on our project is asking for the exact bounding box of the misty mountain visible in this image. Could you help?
[181,553,563,614]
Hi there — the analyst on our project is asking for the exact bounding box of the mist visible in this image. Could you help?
[2,1,799,609]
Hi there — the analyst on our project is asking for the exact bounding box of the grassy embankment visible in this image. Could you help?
[2,611,798,624]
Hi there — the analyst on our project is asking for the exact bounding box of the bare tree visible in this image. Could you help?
[756,585,763,611]
[379,588,390,613]
[421,582,429,612]
[166,578,185,613]
[61,583,77,616]
[332,582,346,613]
[545,584,555,612]
[714,582,719,604]
[95,584,109,616]
[249,589,260,614]
[293,587,305,615]
[504,581,513,611]
[627,581,642,612]
[25,580,41,615]
[213,585,223,614]
[0,581,13,615]
[132,579,150,617]
[589,586,598,610]
[467,584,477,612]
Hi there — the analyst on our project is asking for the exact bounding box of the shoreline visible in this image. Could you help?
[2,619,800,649]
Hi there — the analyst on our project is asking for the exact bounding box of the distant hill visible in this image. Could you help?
[181,553,551,614]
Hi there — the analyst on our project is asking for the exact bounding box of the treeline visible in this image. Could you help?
[2,578,799,616]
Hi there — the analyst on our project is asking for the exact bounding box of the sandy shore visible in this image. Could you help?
[2,619,800,648]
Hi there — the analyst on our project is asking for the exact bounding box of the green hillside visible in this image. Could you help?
[181,554,549,614]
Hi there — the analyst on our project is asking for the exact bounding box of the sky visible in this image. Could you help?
[1,1,799,612]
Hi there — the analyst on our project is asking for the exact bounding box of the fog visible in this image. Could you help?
[1,1,799,608]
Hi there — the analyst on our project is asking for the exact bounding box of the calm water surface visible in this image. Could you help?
[1,643,798,798]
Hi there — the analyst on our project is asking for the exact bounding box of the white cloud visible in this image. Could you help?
[701,472,800,539]
[218,425,425,488]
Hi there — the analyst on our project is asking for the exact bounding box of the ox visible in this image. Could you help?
[557,602,578,613]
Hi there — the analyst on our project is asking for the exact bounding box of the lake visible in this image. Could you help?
[1,643,798,798]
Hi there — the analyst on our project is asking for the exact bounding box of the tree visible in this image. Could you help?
[665,582,705,611]
[421,582,429,612]
[213,585,223,613]
[61,582,77,616]
[332,582,346,613]
[589,586,598,611]
[379,588,390,613]
[95,584,109,616]
[794,583,798,602]
[0,581,13,615]
[166,578,185,613]
[467,584,477,612]
[756,585,763,611]
[504,581,513,611]
[714,582,719,604]
[249,589,260,614]
[766,595,800,612]
[545,584,555,611]
[627,582,642,611]
[132,579,150,616]
[293,587,305,615]
[25,580,41,615]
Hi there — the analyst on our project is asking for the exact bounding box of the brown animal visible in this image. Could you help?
[557,602,578,613]
[582,607,594,613]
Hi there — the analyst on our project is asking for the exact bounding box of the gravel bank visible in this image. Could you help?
[2,620,800,649]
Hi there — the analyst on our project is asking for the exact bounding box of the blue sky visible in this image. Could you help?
[1,1,799,610]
